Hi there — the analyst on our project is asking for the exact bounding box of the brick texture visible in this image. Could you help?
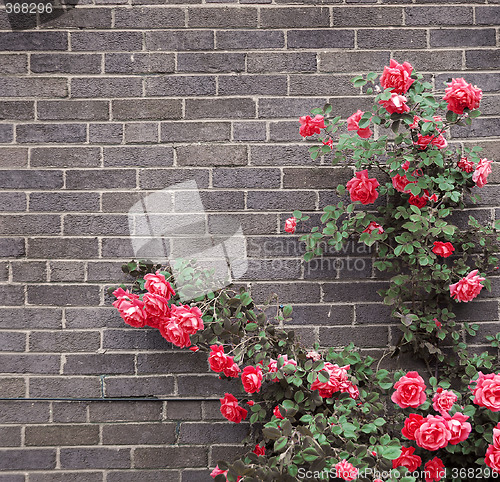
[0,1,498,479]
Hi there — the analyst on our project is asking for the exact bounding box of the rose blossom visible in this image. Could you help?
[208,345,230,373]
[429,193,438,202]
[472,158,492,188]
[443,78,482,114]
[432,387,457,414]
[143,293,170,329]
[220,393,247,423]
[432,242,455,258]
[363,221,384,234]
[334,459,358,482]
[415,134,448,150]
[273,405,284,420]
[380,59,414,94]
[446,412,472,445]
[391,161,421,193]
[169,304,203,335]
[392,446,421,472]
[267,355,297,382]
[402,413,424,440]
[253,444,266,456]
[409,190,429,209]
[379,93,410,115]
[486,444,500,474]
[472,372,500,411]
[346,170,379,205]
[112,289,147,328]
[306,350,321,361]
[311,362,350,398]
[210,466,227,479]
[424,457,446,482]
[241,365,263,394]
[299,114,325,137]
[493,423,500,447]
[347,110,373,139]
[160,321,191,348]
[144,270,175,300]
[449,269,485,303]
[284,217,297,234]
[223,362,241,378]
[391,371,427,408]
[458,156,475,173]
[414,415,452,450]
[434,318,442,329]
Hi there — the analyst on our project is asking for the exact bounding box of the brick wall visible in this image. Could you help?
[0,0,499,479]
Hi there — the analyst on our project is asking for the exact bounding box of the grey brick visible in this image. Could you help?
[355,303,393,324]
[30,192,99,212]
[104,376,175,397]
[114,7,185,28]
[173,190,244,212]
[103,423,177,445]
[247,52,316,73]
[0,54,27,74]
[454,300,498,322]
[405,6,473,26]
[237,258,302,280]
[185,98,255,119]
[0,354,60,374]
[112,99,182,121]
[108,471,180,482]
[0,401,50,423]
[466,50,500,70]
[139,168,209,189]
[332,6,402,26]
[137,352,208,374]
[71,32,142,51]
[0,449,56,470]
[30,377,102,398]
[177,374,241,396]
[63,214,128,236]
[166,401,202,420]
[269,121,302,142]
[89,401,163,422]
[161,122,230,142]
[0,192,26,212]
[125,123,158,144]
[319,51,390,73]
[102,329,168,351]
[187,7,257,27]
[30,473,104,482]
[178,53,245,73]
[337,257,372,279]
[31,147,101,168]
[0,148,28,168]
[0,307,61,330]
[251,281,321,304]
[0,77,67,98]
[27,285,100,306]
[38,101,109,121]
[11,261,46,281]
[52,401,88,423]
[392,50,463,71]
[293,304,354,325]
[146,31,214,51]
[208,213,277,235]
[71,77,143,98]
[101,236,170,259]
[246,236,304,258]
[451,118,500,139]
[0,285,24,305]
[26,425,100,446]
[0,378,25,398]
[213,168,280,188]
[284,167,352,189]
[0,101,34,120]
[146,76,216,97]
[0,215,60,235]
[29,331,100,353]
[320,326,389,348]
[258,97,327,119]
[233,122,266,141]
[0,427,21,447]
[105,53,175,74]
[261,7,329,27]
[0,261,8,281]
[216,30,284,50]
[176,144,247,167]
[31,53,101,74]
[0,124,13,143]
[324,281,388,302]
[103,146,173,168]
[0,32,67,51]
[40,8,112,28]
[102,191,172,213]
[87,261,133,282]
[247,190,315,211]
[64,354,135,375]
[289,75,358,96]
[89,123,123,144]
[66,169,137,190]
[250,145,316,166]
[135,446,207,469]
[0,332,26,352]
[219,75,287,95]
[179,422,247,444]
[287,29,354,49]
[16,124,86,144]
[65,307,120,330]
[431,28,496,47]
[60,447,130,469]
[475,6,500,25]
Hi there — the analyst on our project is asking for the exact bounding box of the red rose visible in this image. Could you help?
[112,289,147,328]
[170,304,203,335]
[144,270,175,300]
[346,170,379,205]
[253,444,266,456]
[486,445,500,474]
[443,78,482,115]
[414,415,452,450]
[220,393,247,423]
[363,221,384,234]
[391,371,427,408]
[379,93,410,114]
[458,156,475,173]
[241,365,263,394]
[392,161,416,193]
[424,457,446,482]
[415,134,448,150]
[143,293,170,329]
[267,355,297,382]
[273,405,284,420]
[449,269,485,303]
[432,242,455,258]
[334,459,358,482]
[493,423,500,447]
[402,413,424,440]
[472,372,500,411]
[446,412,471,445]
[347,109,373,138]
[209,345,230,373]
[380,59,414,94]
[223,362,241,378]
[392,446,421,472]
[409,190,429,208]
[284,216,297,234]
[472,158,492,188]
[160,321,191,348]
[299,114,325,137]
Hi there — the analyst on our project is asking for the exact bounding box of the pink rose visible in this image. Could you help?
[311,362,350,398]
[363,221,384,234]
[486,444,500,474]
[112,289,147,328]
[159,321,191,348]
[143,293,171,329]
[334,459,358,482]
[391,371,427,408]
[306,350,321,361]
[415,134,448,150]
[391,161,417,193]
[424,457,446,482]
[169,304,203,335]
[432,387,457,414]
[342,381,359,400]
[443,78,482,114]
[414,415,452,450]
[449,269,485,303]
[472,372,500,411]
[493,423,500,448]
[410,115,420,129]
[446,412,471,445]
[458,156,475,173]
[284,216,297,234]
[402,413,424,440]
[144,270,175,300]
[380,59,414,94]
[209,345,230,373]
[392,446,421,472]
[267,355,297,382]
[346,170,379,205]
[211,465,228,479]
[220,393,247,423]
[299,114,325,137]
[347,109,373,139]
[241,365,263,394]
[379,93,410,114]
[432,242,455,258]
[223,362,241,378]
[472,158,492,188]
